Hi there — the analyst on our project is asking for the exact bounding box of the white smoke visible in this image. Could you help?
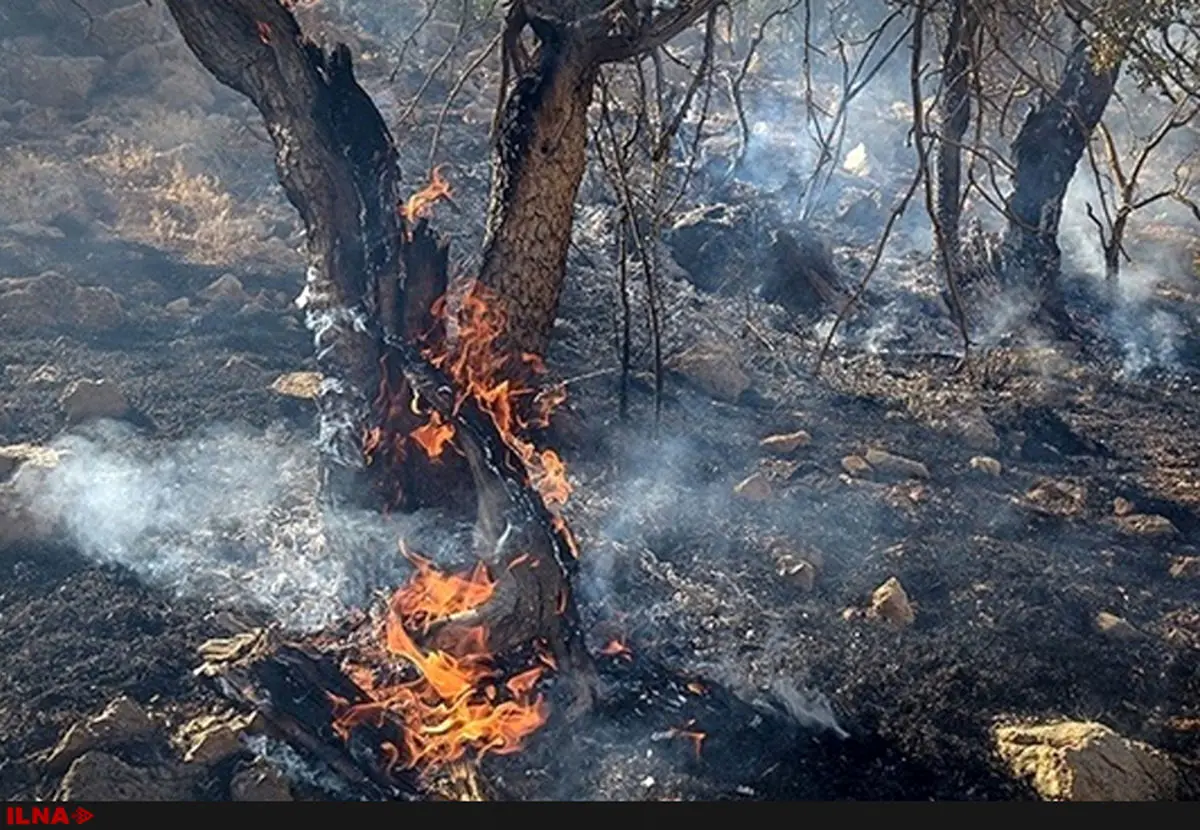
[14,419,468,632]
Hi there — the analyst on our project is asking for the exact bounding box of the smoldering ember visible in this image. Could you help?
[0,0,1199,804]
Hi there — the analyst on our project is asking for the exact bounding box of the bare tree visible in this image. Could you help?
[1085,92,1200,285]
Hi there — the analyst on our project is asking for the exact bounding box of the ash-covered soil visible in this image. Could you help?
[2,0,1199,802]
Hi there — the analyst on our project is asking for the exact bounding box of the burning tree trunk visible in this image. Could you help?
[1000,32,1120,328]
[935,0,978,268]
[161,3,725,770]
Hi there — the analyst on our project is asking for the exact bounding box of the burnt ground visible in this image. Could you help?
[2,0,1200,803]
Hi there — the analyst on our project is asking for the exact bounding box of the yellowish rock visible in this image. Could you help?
[668,341,751,403]
[0,444,60,482]
[993,720,1177,800]
[45,697,157,774]
[1094,612,1139,640]
[1169,556,1200,580]
[841,454,871,477]
[1115,514,1177,538]
[760,430,811,456]
[969,456,1002,476]
[270,372,322,400]
[868,577,915,628]
[864,448,929,480]
[59,378,129,425]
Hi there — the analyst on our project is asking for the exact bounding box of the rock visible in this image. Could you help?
[270,372,322,400]
[165,297,191,315]
[179,714,252,766]
[941,407,1000,451]
[664,204,752,293]
[1112,497,1135,517]
[27,363,63,386]
[230,761,292,801]
[45,697,157,774]
[199,274,248,304]
[0,444,61,484]
[0,271,76,330]
[0,482,41,550]
[668,340,751,403]
[993,720,1178,800]
[1169,557,1200,579]
[156,68,217,111]
[969,455,1002,476]
[1024,479,1087,518]
[864,448,930,480]
[59,378,130,425]
[114,43,166,78]
[5,221,65,240]
[760,430,811,456]
[1115,514,1177,538]
[55,752,195,801]
[1094,612,1140,640]
[73,285,126,332]
[834,187,884,231]
[0,55,105,111]
[775,556,817,591]
[733,472,772,501]
[0,273,125,333]
[841,454,871,477]
[868,577,915,628]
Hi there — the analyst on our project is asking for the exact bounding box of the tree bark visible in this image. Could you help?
[163,0,465,512]
[1000,33,1119,326]
[935,0,977,267]
[163,0,394,504]
[478,36,596,358]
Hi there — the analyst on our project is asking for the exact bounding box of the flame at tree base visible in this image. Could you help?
[330,545,550,781]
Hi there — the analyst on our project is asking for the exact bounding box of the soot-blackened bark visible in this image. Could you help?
[935,0,977,265]
[1001,34,1119,325]
[164,0,454,509]
[478,39,596,358]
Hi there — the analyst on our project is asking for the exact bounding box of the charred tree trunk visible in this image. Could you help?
[478,32,596,358]
[935,0,977,267]
[163,0,460,511]
[1000,33,1119,328]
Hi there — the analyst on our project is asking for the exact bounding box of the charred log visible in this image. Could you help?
[1000,33,1119,328]
[196,630,422,800]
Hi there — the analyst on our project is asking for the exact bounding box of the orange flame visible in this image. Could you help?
[668,723,706,759]
[409,410,456,461]
[393,544,495,634]
[333,548,548,772]
[427,282,575,522]
[600,637,632,658]
[401,166,452,231]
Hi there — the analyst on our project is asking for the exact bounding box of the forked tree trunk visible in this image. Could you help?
[1000,33,1119,327]
[478,40,596,357]
[935,0,978,266]
[164,0,593,703]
